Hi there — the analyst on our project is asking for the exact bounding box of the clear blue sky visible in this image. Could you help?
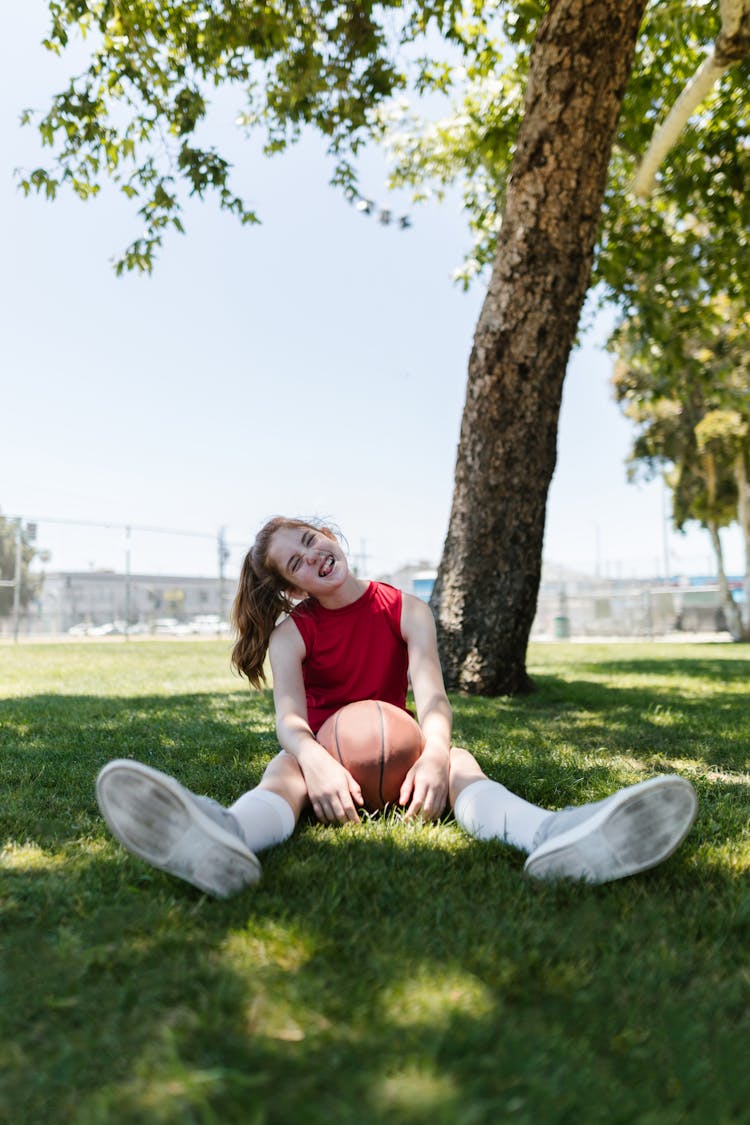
[2,2,742,583]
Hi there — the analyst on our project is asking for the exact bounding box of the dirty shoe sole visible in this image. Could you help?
[523,775,698,884]
[96,759,262,897]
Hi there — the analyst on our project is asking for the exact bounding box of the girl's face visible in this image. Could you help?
[266,525,349,598]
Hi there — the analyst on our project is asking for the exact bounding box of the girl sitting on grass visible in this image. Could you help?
[96,516,698,897]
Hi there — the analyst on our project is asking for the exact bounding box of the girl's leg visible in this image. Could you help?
[96,750,307,898]
[448,746,698,884]
[449,747,549,852]
[229,750,307,853]
[96,758,263,897]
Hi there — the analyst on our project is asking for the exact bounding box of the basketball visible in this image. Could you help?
[316,700,425,811]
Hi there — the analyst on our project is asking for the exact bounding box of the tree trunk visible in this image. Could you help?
[432,0,648,695]
[734,453,750,638]
[707,519,744,640]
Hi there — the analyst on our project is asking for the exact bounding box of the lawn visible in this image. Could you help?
[1,639,749,1124]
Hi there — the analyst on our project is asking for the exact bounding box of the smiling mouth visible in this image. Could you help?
[318,554,335,578]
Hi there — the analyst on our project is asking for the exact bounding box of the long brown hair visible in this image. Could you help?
[231,516,335,689]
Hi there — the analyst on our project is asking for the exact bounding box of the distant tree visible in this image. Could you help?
[0,513,40,618]
[610,295,750,640]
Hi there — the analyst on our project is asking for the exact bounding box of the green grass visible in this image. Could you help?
[1,639,749,1124]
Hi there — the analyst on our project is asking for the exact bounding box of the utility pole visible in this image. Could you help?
[0,529,17,629]
[124,525,132,638]
[355,539,372,577]
[217,526,230,627]
[662,478,671,582]
[12,520,22,642]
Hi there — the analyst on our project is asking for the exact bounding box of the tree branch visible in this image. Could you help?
[632,0,750,199]
[632,53,725,198]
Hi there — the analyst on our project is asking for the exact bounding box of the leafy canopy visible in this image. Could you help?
[17,2,750,298]
[610,292,750,533]
[385,1,749,301]
[18,0,481,273]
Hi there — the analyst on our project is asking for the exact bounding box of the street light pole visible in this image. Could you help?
[217,526,229,627]
[662,478,671,581]
[12,520,22,642]
[124,524,132,638]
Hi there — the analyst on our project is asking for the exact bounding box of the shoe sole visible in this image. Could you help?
[523,775,698,884]
[96,759,262,897]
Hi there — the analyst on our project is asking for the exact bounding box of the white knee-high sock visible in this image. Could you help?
[453,779,550,854]
[229,789,296,854]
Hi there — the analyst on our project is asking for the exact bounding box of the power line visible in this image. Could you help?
[6,513,237,543]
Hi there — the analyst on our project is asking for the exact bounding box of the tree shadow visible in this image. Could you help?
[570,652,750,682]
[2,679,749,1120]
[451,667,750,778]
[0,691,276,847]
[2,814,749,1124]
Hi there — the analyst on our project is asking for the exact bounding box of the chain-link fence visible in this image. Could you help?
[1,513,738,640]
[0,515,241,638]
[531,583,731,640]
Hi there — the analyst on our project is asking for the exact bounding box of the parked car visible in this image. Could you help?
[189,614,230,635]
[87,620,127,636]
[124,621,150,635]
[68,622,93,636]
[68,620,129,637]
[152,617,181,634]
[673,588,729,633]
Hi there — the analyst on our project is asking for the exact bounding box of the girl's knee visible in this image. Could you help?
[448,746,487,807]
[259,750,309,817]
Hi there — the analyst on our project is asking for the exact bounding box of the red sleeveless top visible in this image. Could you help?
[290,581,409,733]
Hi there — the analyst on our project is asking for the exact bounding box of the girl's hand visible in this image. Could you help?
[298,741,364,824]
[399,741,450,821]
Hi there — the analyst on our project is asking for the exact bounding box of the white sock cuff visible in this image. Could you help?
[453,779,502,837]
[230,788,296,852]
[251,789,297,837]
[453,778,549,852]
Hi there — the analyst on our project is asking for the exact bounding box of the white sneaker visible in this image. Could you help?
[523,774,698,884]
[96,759,262,897]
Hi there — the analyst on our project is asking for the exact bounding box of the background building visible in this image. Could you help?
[2,561,741,639]
[11,570,231,635]
[381,562,437,602]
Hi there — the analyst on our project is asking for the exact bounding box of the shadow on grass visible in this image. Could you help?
[2,818,750,1124]
[453,669,750,775]
[2,670,749,850]
[571,651,750,681]
[0,691,277,847]
[2,674,750,1122]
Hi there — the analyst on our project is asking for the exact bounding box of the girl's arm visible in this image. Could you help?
[399,594,453,820]
[268,618,363,823]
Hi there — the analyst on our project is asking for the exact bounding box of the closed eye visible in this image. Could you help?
[289,530,316,575]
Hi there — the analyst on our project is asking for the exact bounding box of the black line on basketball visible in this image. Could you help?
[332,710,344,765]
[376,701,386,808]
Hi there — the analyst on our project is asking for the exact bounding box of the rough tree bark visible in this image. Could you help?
[432,0,648,695]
